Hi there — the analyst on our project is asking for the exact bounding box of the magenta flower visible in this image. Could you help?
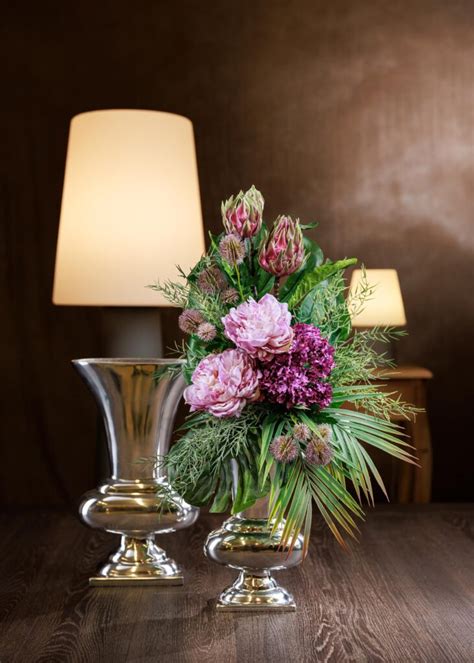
[183,349,261,418]
[221,185,264,238]
[260,323,335,409]
[259,215,305,277]
[222,293,294,362]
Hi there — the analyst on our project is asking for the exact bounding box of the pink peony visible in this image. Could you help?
[222,293,294,362]
[184,349,261,418]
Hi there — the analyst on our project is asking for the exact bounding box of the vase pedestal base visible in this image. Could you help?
[216,571,296,612]
[89,535,184,587]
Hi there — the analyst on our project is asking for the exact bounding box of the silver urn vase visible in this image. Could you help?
[74,358,199,586]
[204,461,304,611]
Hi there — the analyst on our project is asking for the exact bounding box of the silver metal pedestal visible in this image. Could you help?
[74,358,199,586]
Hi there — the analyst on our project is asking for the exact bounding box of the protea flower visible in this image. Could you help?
[221,185,264,238]
[258,215,305,277]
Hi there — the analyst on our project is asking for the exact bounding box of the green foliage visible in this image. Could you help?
[286,257,357,309]
[166,407,265,510]
[280,237,324,302]
[147,277,189,308]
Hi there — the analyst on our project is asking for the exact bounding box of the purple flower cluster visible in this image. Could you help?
[259,323,335,409]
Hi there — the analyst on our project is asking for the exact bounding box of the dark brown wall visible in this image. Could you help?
[1,0,473,505]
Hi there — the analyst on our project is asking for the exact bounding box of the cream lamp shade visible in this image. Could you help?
[349,269,407,327]
[52,109,205,306]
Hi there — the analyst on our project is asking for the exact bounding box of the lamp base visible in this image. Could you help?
[89,535,184,587]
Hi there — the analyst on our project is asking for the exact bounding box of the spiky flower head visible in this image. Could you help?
[305,428,334,467]
[293,423,312,442]
[197,265,227,294]
[258,215,305,277]
[270,435,299,463]
[178,308,205,334]
[196,322,217,342]
[221,287,239,305]
[219,233,246,266]
[221,185,264,238]
[316,424,332,444]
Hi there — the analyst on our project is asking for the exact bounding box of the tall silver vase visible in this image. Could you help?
[74,358,199,586]
[204,460,304,611]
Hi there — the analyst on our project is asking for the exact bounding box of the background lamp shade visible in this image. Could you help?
[349,269,407,328]
[52,109,205,306]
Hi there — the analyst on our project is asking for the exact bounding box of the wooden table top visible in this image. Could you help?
[1,505,472,662]
[372,364,434,380]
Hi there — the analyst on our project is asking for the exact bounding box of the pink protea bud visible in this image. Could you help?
[258,215,305,277]
[221,185,264,238]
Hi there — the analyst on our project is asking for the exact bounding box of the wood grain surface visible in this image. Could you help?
[0,505,472,662]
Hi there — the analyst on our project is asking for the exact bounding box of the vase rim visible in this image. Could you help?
[72,358,184,366]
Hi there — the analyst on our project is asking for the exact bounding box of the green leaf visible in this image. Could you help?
[280,237,324,301]
[209,465,232,512]
[288,258,357,308]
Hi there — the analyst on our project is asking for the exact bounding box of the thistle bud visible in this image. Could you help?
[258,215,305,277]
[305,426,334,467]
[221,185,264,238]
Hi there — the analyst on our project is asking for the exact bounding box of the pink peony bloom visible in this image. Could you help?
[184,349,261,418]
[222,293,294,362]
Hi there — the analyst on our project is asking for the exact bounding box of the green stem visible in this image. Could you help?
[274,277,280,298]
[235,264,245,301]
[246,238,258,298]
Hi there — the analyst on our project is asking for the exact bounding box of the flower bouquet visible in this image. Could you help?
[151,186,417,609]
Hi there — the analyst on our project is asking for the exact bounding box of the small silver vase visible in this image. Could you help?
[204,460,304,611]
[74,358,199,586]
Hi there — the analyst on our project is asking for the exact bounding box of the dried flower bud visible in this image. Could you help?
[196,322,217,342]
[270,435,299,463]
[197,265,227,294]
[179,308,205,334]
[219,233,246,266]
[221,287,239,305]
[293,423,312,442]
[305,426,333,466]
[221,185,264,238]
[258,215,305,277]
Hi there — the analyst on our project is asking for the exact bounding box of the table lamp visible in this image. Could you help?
[349,269,406,328]
[52,109,204,585]
[349,269,406,364]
